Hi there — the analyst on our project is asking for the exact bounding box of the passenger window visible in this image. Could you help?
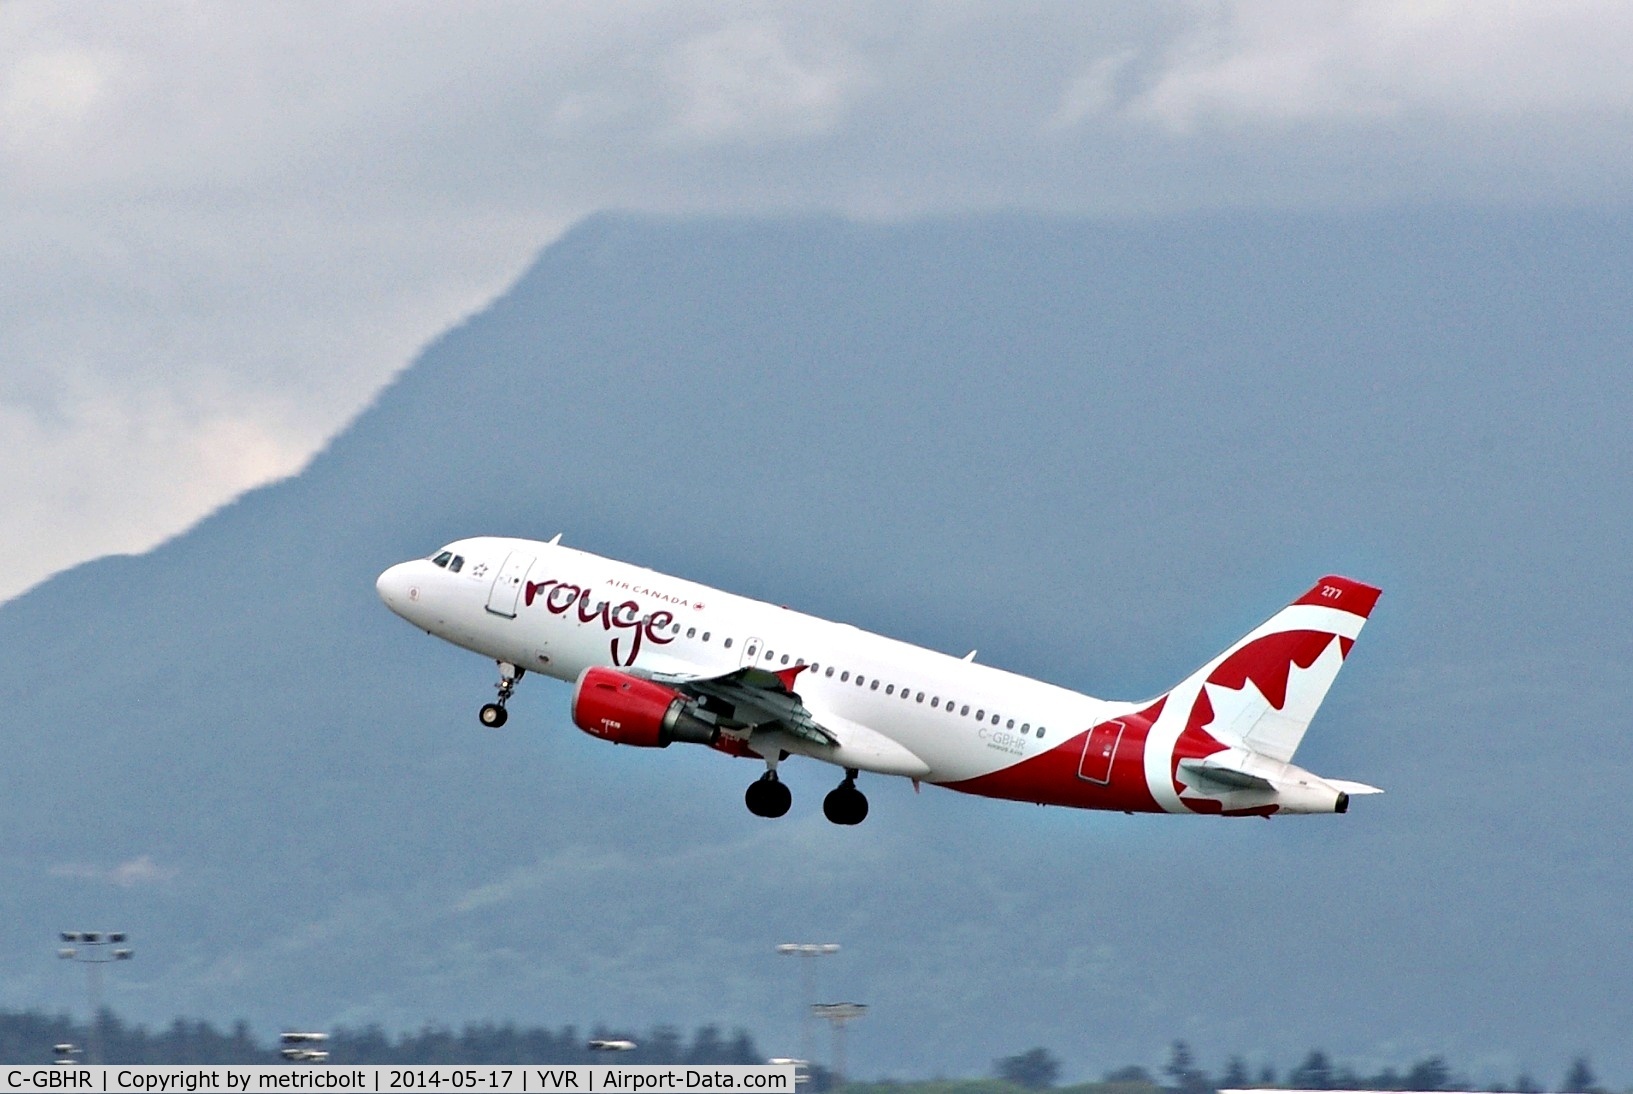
[856,676,865,686]
[870,679,879,690]
[930,698,939,708]
[1022,723,1031,734]
[687,627,696,638]
[992,713,1000,725]
[825,667,835,677]
[841,671,850,682]
[1007,719,1015,729]
[885,684,895,695]
[766,649,775,660]
[961,705,970,716]
[725,638,734,649]
[781,654,790,665]
[745,643,756,657]
[702,632,711,642]
[916,692,925,702]
[1037,727,1047,740]
[976,709,985,720]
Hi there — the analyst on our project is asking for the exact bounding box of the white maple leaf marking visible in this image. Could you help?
[1176,634,1346,802]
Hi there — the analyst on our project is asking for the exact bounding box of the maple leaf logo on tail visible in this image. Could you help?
[1156,575,1384,815]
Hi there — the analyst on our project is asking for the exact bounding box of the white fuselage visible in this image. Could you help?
[378,536,1104,786]
[377,535,1379,818]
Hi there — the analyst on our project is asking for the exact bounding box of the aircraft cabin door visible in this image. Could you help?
[740,637,764,668]
[1077,720,1124,785]
[486,552,535,618]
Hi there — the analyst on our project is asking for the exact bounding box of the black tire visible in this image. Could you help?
[746,777,792,818]
[823,785,867,825]
[816,790,855,822]
[763,779,792,818]
[479,703,508,728]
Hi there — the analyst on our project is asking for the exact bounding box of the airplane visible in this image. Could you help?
[376,536,1382,824]
[588,1040,638,1052]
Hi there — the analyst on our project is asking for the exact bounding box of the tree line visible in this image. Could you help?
[0,1010,760,1066]
[0,1011,1618,1093]
[969,1042,1615,1094]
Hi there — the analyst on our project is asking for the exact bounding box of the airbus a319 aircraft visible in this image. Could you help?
[377,536,1381,825]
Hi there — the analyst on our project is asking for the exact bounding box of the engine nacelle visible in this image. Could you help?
[570,667,720,748]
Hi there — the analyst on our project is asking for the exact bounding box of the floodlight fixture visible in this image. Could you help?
[56,930,133,1065]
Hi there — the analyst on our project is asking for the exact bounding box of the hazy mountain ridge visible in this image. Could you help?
[2,211,1629,1078]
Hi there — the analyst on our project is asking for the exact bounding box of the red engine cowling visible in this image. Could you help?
[570,667,719,748]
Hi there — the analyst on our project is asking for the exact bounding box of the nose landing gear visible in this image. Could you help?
[478,662,524,728]
[822,770,868,826]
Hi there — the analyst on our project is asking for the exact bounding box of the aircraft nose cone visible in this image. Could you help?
[376,562,414,611]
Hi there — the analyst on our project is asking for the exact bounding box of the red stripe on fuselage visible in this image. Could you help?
[938,698,1168,812]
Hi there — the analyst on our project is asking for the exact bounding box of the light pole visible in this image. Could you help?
[775,943,839,1072]
[810,1003,866,1090]
[58,931,133,1064]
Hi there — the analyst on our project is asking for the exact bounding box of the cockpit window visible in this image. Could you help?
[449,555,464,573]
[432,551,453,568]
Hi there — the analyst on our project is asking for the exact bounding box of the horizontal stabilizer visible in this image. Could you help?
[1178,757,1273,791]
[1327,778,1384,796]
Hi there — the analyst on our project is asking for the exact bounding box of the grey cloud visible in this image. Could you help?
[3,1,1632,602]
[49,855,179,887]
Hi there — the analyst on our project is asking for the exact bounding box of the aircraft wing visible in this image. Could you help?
[644,663,930,776]
[646,664,837,748]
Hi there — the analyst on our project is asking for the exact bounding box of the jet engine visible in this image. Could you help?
[570,667,719,748]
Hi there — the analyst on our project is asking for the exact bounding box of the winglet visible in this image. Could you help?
[773,664,808,692]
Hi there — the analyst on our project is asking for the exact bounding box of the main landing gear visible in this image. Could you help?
[743,764,869,824]
[822,770,868,826]
[744,771,792,818]
[478,662,524,728]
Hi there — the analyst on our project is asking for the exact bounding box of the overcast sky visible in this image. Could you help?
[4,0,1633,602]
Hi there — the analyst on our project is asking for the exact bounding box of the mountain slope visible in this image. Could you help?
[2,211,1630,1079]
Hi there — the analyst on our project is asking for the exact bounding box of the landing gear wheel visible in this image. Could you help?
[479,661,524,728]
[745,774,792,818]
[822,777,868,826]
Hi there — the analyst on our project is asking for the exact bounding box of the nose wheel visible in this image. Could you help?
[479,662,524,728]
[745,772,792,818]
[822,771,868,825]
